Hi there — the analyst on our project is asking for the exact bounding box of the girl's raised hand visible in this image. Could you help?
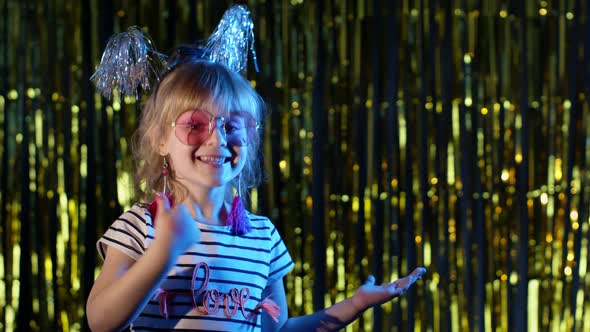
[152,193,201,259]
[351,267,427,311]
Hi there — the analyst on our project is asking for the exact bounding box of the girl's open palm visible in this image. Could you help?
[352,267,426,311]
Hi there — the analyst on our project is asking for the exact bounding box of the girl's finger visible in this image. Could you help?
[365,275,376,285]
[157,192,171,212]
[410,267,427,280]
[158,193,170,211]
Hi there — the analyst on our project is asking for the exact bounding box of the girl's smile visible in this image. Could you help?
[194,149,233,167]
[196,155,231,167]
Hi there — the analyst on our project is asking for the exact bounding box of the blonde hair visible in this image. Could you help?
[132,60,265,202]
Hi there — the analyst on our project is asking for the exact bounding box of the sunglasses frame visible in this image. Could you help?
[170,109,259,147]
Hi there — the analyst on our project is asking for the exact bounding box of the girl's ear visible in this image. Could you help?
[159,141,168,156]
[158,133,169,156]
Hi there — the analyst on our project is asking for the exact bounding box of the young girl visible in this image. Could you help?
[86,7,425,332]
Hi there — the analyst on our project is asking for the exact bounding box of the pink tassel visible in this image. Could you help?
[255,297,281,322]
[227,196,251,235]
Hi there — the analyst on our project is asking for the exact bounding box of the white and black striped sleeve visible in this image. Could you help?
[267,224,294,285]
[96,204,150,261]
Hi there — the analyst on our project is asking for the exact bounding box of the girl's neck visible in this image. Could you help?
[182,187,229,226]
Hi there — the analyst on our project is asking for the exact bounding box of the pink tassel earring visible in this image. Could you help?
[227,176,251,235]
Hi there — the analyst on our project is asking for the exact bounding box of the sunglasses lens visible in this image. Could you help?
[225,111,258,146]
[174,110,211,146]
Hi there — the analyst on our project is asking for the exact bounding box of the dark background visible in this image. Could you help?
[1,1,589,331]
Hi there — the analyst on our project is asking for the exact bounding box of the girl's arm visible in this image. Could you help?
[86,240,178,331]
[261,268,426,332]
[86,194,200,331]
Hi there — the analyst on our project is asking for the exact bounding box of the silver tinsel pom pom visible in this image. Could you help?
[91,27,169,100]
[205,4,259,73]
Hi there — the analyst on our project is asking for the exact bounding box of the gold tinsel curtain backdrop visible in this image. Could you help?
[1,0,589,331]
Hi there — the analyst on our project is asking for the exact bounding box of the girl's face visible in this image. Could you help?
[161,104,252,193]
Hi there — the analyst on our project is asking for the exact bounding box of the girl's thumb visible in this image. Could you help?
[156,192,171,213]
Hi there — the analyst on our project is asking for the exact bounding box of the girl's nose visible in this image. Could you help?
[205,118,227,146]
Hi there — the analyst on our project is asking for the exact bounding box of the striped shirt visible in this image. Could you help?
[97,203,294,331]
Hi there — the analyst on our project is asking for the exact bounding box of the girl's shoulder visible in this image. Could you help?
[116,202,154,227]
[245,211,277,232]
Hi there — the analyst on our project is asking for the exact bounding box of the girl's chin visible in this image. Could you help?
[181,181,230,193]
